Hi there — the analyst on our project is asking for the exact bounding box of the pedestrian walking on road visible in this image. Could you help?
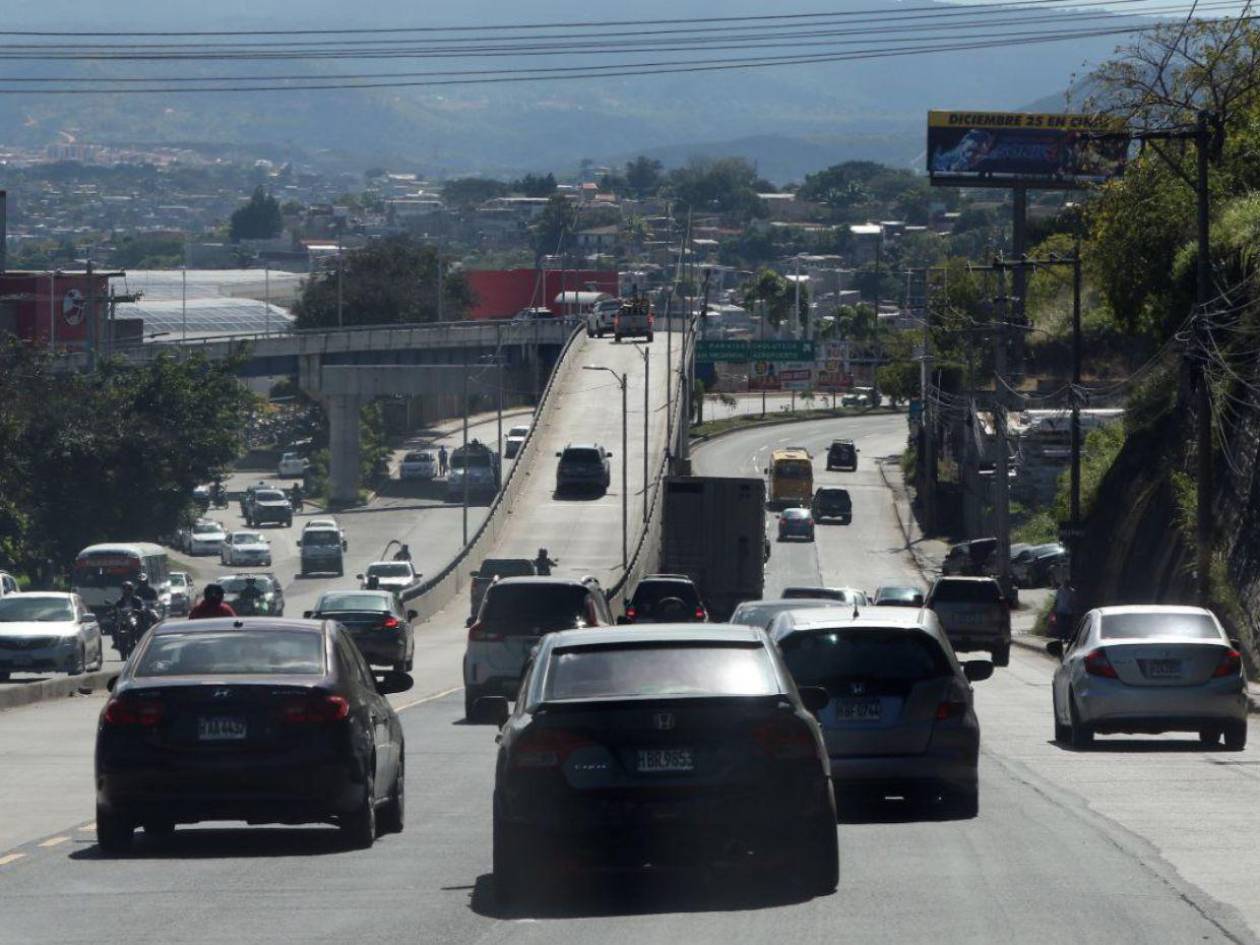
[1052,572,1077,641]
[438,445,449,477]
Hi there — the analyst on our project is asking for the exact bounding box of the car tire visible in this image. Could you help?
[1053,693,1070,743]
[1069,694,1094,749]
[1198,727,1221,747]
[284,518,292,528]
[378,752,405,835]
[992,644,1010,667]
[614,333,622,343]
[0,671,9,682]
[340,770,376,849]
[144,820,175,840]
[646,331,654,343]
[797,815,839,895]
[493,809,530,908]
[96,806,133,854]
[68,642,86,676]
[1224,721,1248,751]
[463,685,482,720]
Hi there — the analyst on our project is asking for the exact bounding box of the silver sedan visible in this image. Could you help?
[0,592,105,679]
[1048,605,1247,750]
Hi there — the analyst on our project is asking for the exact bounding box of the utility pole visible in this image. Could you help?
[991,264,1013,601]
[1194,110,1213,606]
[640,346,650,522]
[922,267,937,535]
[1070,248,1083,570]
[462,369,469,547]
[336,237,345,330]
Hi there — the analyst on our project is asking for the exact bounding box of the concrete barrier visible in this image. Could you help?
[0,669,114,713]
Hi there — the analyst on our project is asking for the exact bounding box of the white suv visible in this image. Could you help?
[462,576,613,719]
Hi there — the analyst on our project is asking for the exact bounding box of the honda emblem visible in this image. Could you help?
[849,682,866,696]
[653,712,675,731]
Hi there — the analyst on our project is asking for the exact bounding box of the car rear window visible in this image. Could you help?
[1100,612,1221,641]
[783,587,853,602]
[546,643,778,700]
[816,489,849,501]
[219,576,275,593]
[931,580,1003,603]
[404,452,432,462]
[630,581,701,615]
[319,592,391,612]
[302,530,341,546]
[481,584,593,633]
[783,508,811,520]
[779,630,951,687]
[479,559,535,578]
[367,563,412,578]
[509,427,530,437]
[562,448,602,463]
[730,599,834,629]
[135,630,324,676]
[255,490,286,501]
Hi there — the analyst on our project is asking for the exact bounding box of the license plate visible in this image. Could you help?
[1145,659,1183,678]
[198,716,247,741]
[637,748,694,773]
[834,699,882,721]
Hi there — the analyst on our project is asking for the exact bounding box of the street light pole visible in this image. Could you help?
[640,346,650,522]
[584,365,629,573]
[462,369,469,546]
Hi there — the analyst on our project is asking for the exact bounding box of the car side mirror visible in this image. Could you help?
[469,696,510,727]
[912,594,924,607]
[465,616,475,628]
[355,574,364,581]
[342,541,348,551]
[406,610,418,621]
[963,660,994,682]
[1230,637,1242,651]
[375,671,414,696]
[605,451,612,457]
[106,675,118,692]
[798,686,829,714]
[555,451,562,458]
[303,610,314,619]
[1045,640,1064,659]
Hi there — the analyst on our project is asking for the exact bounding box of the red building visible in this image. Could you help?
[0,271,114,351]
[465,269,618,320]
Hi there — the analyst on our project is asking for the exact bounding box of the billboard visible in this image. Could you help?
[0,272,112,350]
[927,111,1129,189]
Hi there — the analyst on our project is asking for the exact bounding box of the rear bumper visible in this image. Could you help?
[828,746,977,792]
[941,628,1010,652]
[348,631,409,667]
[464,669,522,698]
[1077,677,1247,730]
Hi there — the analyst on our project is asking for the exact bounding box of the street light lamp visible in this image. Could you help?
[583,365,628,573]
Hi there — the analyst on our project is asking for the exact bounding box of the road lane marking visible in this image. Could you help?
[0,853,25,867]
[37,836,68,848]
[394,685,463,713]
[78,824,95,833]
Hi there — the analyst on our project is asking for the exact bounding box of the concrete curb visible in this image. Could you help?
[0,670,113,713]
[691,407,903,447]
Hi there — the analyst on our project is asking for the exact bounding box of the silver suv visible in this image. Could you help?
[926,577,1011,666]
[462,576,613,718]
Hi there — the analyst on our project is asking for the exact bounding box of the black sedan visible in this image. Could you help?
[778,507,816,542]
[94,616,412,853]
[472,625,838,905]
[305,590,416,671]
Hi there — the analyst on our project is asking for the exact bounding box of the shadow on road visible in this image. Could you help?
[835,793,975,824]
[1050,736,1231,754]
[71,825,369,860]
[468,866,817,919]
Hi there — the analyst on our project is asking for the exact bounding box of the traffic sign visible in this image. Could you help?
[750,340,815,361]
[695,339,750,363]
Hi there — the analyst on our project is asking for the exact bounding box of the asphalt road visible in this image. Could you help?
[2,410,1258,943]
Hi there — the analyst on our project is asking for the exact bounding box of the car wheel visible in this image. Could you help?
[1053,692,1070,743]
[646,332,654,342]
[1199,727,1222,747]
[796,814,839,895]
[378,751,405,835]
[1069,694,1094,749]
[68,642,86,676]
[0,671,9,682]
[614,333,622,343]
[992,644,1010,667]
[144,820,175,839]
[95,806,133,854]
[1224,721,1248,751]
[336,569,344,578]
[340,770,376,849]
[463,685,482,720]
[493,808,530,908]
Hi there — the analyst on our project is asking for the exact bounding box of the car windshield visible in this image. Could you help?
[480,585,590,633]
[730,599,835,629]
[232,532,264,544]
[318,592,392,613]
[931,581,1002,603]
[1100,612,1221,641]
[630,581,702,615]
[193,523,221,535]
[404,452,432,462]
[368,563,412,578]
[783,587,859,603]
[134,630,323,676]
[876,586,921,602]
[219,576,274,593]
[255,490,286,501]
[170,574,188,589]
[779,630,951,688]
[546,643,778,700]
[508,427,530,437]
[452,453,492,470]
[478,559,535,578]
[563,449,602,463]
[303,530,341,546]
[0,597,74,622]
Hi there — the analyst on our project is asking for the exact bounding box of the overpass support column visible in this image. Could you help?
[326,394,363,505]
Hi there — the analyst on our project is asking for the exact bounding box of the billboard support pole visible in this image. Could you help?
[1011,187,1029,375]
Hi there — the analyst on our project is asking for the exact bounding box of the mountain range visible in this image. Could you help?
[0,0,1142,181]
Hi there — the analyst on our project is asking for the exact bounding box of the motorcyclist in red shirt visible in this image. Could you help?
[188,583,237,620]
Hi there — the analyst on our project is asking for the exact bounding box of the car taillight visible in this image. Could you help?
[1084,648,1118,678]
[752,719,817,760]
[381,616,400,631]
[694,607,707,621]
[468,621,503,642]
[625,606,637,622]
[101,696,164,727]
[281,694,350,724]
[1213,648,1242,678]
[511,728,593,768]
[935,700,968,721]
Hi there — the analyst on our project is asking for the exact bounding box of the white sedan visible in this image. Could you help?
[188,520,227,556]
[399,450,438,480]
[277,452,310,478]
[504,425,530,459]
[359,561,419,594]
[220,530,273,567]
[0,593,104,678]
[1049,605,1248,750]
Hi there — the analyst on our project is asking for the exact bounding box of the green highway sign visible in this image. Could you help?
[750,340,815,361]
[695,340,751,363]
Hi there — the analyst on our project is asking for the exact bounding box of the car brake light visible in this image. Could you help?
[102,696,164,727]
[625,606,637,622]
[281,694,350,724]
[1213,648,1242,678]
[935,700,967,721]
[1084,648,1119,678]
[752,719,817,760]
[511,728,593,767]
[468,621,503,642]
[695,607,706,620]
[381,616,400,630]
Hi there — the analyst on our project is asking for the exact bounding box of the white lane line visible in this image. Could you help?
[394,685,463,714]
[78,824,95,833]
[0,853,25,867]
[37,836,68,848]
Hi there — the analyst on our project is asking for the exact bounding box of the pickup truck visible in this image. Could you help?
[614,298,654,343]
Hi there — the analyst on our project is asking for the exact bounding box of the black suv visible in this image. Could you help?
[622,574,707,623]
[555,443,612,495]
[812,487,852,524]
[826,439,858,471]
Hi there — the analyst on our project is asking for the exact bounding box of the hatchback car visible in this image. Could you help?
[1048,605,1248,750]
[477,625,837,904]
[728,597,840,631]
[778,507,815,542]
[399,450,438,481]
[623,574,707,623]
[926,577,1011,666]
[220,530,272,567]
[0,592,104,678]
[504,425,530,459]
[770,607,991,816]
[555,444,612,495]
[783,586,868,606]
[873,585,925,608]
[305,590,416,672]
[187,520,227,556]
[812,487,852,524]
[93,616,412,853]
[462,576,613,718]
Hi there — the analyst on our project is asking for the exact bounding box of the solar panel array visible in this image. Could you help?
[117,299,295,339]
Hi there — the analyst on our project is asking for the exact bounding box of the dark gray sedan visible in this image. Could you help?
[305,590,416,671]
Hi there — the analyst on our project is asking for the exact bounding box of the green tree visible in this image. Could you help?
[229,186,283,242]
[741,267,795,328]
[531,195,579,257]
[625,155,664,198]
[441,177,509,208]
[666,158,766,218]
[510,173,557,197]
[292,235,472,329]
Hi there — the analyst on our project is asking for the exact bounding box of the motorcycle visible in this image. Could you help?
[229,594,267,617]
[210,486,229,510]
[112,603,154,660]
